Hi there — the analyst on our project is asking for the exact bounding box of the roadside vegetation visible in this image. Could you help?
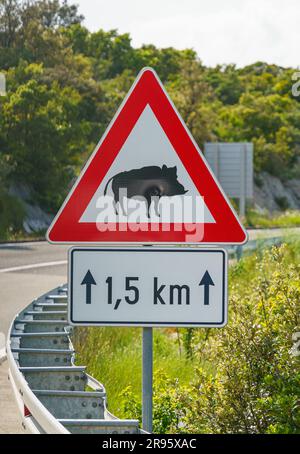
[1,1,300,239]
[246,209,300,229]
[73,240,300,433]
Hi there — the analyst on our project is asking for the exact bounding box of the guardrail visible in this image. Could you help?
[6,285,144,434]
[5,233,294,434]
[228,235,284,260]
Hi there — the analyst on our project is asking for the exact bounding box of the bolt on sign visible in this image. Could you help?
[47,67,247,245]
[69,248,228,327]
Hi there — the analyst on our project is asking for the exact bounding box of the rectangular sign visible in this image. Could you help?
[204,142,253,199]
[68,247,228,327]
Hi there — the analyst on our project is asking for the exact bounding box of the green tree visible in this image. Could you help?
[205,64,243,105]
[1,64,88,209]
[0,0,83,67]
[167,59,219,146]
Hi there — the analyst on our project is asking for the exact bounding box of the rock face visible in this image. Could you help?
[9,184,53,234]
[22,202,53,233]
[8,172,300,234]
[254,172,300,212]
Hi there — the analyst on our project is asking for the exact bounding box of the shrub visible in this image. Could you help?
[75,242,300,434]
[121,371,192,434]
[0,190,25,240]
[274,196,290,211]
[188,244,300,433]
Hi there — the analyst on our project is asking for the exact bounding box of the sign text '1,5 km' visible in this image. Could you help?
[69,247,228,327]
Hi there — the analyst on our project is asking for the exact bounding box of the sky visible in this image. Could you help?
[75,0,299,68]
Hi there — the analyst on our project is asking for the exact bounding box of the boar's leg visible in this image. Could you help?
[146,195,161,218]
[145,187,161,218]
[152,196,160,217]
[112,191,119,215]
[112,187,127,216]
[114,199,127,217]
[119,196,127,216]
[113,200,119,215]
[145,194,152,219]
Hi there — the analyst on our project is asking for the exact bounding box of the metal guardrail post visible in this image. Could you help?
[236,245,243,261]
[142,327,153,432]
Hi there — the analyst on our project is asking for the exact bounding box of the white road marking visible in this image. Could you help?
[0,241,47,248]
[0,260,67,273]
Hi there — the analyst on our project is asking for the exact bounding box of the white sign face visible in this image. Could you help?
[81,106,215,224]
[69,247,227,327]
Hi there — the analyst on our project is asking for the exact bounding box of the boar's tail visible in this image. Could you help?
[104,176,114,195]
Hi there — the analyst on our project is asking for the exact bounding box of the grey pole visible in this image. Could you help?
[239,144,247,218]
[142,327,153,432]
[237,144,247,260]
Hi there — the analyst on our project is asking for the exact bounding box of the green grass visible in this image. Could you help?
[0,230,47,242]
[73,326,197,417]
[246,209,300,229]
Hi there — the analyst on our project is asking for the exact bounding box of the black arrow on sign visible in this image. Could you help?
[199,271,215,306]
[81,270,96,304]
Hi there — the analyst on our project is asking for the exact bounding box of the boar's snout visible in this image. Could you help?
[175,181,188,195]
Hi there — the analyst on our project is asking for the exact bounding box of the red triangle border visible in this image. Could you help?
[47,68,247,245]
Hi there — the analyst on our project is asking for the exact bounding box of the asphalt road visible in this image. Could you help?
[0,241,68,434]
[0,227,299,433]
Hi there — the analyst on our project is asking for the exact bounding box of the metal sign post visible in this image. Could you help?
[142,327,153,432]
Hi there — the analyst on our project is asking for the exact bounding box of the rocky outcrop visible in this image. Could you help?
[9,184,53,234]
[7,172,300,235]
[254,172,300,212]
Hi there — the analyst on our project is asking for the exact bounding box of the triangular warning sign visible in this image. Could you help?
[47,68,247,244]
